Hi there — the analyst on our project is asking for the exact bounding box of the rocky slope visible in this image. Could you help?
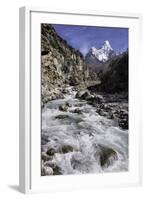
[41,24,93,106]
[76,51,129,129]
[87,51,128,94]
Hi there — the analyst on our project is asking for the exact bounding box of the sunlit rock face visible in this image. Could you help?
[41,24,91,106]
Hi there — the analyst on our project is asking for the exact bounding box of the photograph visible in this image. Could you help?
[41,23,129,176]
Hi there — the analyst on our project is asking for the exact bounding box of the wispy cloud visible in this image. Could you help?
[79,45,90,57]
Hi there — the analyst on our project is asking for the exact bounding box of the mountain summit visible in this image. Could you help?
[87,40,115,63]
[85,40,115,73]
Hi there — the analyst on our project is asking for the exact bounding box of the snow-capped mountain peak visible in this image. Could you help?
[88,40,114,63]
[102,40,113,51]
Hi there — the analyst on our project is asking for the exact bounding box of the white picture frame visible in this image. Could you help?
[19,6,143,194]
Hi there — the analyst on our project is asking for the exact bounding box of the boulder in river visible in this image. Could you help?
[71,108,82,114]
[55,114,69,119]
[46,148,57,156]
[44,166,54,175]
[41,152,52,162]
[95,145,118,168]
[59,104,68,112]
[119,118,128,129]
[44,161,62,175]
[61,145,74,153]
[94,94,104,104]
[75,90,93,100]
[65,102,72,107]
[53,165,62,175]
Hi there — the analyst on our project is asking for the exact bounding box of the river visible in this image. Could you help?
[41,87,128,175]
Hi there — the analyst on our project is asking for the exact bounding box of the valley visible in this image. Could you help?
[41,24,128,176]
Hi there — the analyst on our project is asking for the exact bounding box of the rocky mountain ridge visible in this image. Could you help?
[41,24,97,106]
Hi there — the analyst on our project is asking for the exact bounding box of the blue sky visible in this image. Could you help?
[53,24,128,56]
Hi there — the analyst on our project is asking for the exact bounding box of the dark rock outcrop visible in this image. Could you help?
[99,146,118,168]
[95,145,118,168]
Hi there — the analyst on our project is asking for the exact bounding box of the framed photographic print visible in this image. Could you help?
[19,6,142,193]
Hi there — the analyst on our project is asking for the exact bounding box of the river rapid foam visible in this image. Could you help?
[41,87,128,175]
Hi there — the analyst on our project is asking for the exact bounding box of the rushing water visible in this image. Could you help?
[41,87,128,175]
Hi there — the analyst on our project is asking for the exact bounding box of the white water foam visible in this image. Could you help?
[42,87,128,175]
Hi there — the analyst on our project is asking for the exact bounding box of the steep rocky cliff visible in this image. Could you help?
[41,24,90,106]
[98,52,128,93]
[88,51,128,94]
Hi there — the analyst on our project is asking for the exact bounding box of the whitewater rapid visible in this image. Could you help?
[41,87,128,175]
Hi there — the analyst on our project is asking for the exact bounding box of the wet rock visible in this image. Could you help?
[119,118,128,129]
[41,162,54,176]
[75,90,91,99]
[74,103,84,107]
[46,148,57,156]
[71,108,82,114]
[62,88,68,94]
[96,108,113,119]
[65,102,72,107]
[112,108,128,129]
[71,158,81,170]
[45,166,54,175]
[71,153,83,170]
[76,91,105,104]
[98,145,118,167]
[41,152,52,162]
[53,165,62,175]
[55,114,69,119]
[43,161,62,175]
[81,91,91,99]
[97,109,106,117]
[75,90,84,98]
[61,145,74,153]
[44,166,54,175]
[59,104,68,112]
[91,94,104,104]
[96,102,128,129]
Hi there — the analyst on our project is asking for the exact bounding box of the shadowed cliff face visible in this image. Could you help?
[41,24,91,106]
[98,52,128,94]
[87,52,128,95]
